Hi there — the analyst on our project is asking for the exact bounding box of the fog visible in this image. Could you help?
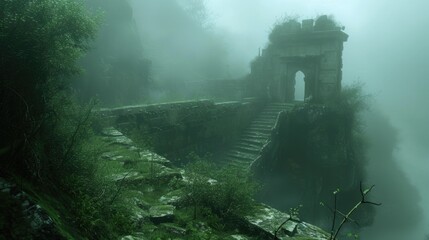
[4,0,429,238]
[202,1,429,239]
[128,0,428,238]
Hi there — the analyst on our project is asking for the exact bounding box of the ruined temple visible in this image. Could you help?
[94,16,369,236]
[249,15,348,103]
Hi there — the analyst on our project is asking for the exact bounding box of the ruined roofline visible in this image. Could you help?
[276,30,349,43]
[270,15,349,44]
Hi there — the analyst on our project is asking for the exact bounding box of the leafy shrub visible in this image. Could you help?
[269,16,301,43]
[183,160,259,227]
[268,15,341,44]
[314,15,341,31]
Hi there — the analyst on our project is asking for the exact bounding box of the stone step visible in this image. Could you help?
[249,123,273,129]
[258,114,280,120]
[256,113,278,117]
[233,145,260,155]
[242,131,271,137]
[240,135,268,143]
[248,123,273,129]
[235,142,262,151]
[247,127,272,134]
[254,117,278,123]
[219,102,296,168]
[238,138,266,147]
[241,136,269,143]
[248,124,272,129]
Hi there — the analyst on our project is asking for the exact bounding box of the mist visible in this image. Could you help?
[125,1,428,237]
[2,0,427,238]
[202,1,429,239]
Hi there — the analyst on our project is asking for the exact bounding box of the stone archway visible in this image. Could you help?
[249,16,348,103]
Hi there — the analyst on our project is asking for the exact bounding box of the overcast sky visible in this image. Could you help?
[205,0,429,238]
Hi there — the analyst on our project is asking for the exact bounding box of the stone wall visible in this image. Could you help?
[98,99,264,161]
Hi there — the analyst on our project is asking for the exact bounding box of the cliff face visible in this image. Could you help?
[257,104,375,230]
[74,0,151,106]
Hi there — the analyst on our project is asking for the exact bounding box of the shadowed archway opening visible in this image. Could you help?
[294,71,305,101]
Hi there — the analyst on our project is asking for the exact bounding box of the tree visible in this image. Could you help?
[0,0,98,176]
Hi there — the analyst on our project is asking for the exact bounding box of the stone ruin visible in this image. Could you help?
[248,15,348,103]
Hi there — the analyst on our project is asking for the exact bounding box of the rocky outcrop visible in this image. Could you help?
[241,204,329,240]
[149,205,175,224]
[0,178,63,239]
[121,233,147,240]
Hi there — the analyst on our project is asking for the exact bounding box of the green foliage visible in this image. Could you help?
[183,160,258,228]
[0,0,98,79]
[314,15,341,31]
[328,82,370,131]
[346,232,359,239]
[34,101,135,239]
[0,0,99,174]
[38,96,98,183]
[288,204,303,219]
[268,15,341,44]
[269,15,300,43]
[271,83,372,225]
[0,1,136,238]
[68,190,134,239]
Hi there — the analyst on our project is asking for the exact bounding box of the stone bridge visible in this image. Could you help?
[98,16,349,170]
[98,99,298,170]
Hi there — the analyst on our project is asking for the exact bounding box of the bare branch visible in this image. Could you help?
[330,182,381,239]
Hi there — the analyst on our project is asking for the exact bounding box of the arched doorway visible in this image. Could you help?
[294,71,305,101]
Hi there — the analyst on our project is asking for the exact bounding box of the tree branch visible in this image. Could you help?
[331,182,381,239]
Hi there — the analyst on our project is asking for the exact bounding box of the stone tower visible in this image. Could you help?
[249,16,348,103]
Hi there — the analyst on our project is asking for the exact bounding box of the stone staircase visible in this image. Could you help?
[221,102,295,169]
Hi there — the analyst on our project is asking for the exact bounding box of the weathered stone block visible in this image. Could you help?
[149,205,175,224]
